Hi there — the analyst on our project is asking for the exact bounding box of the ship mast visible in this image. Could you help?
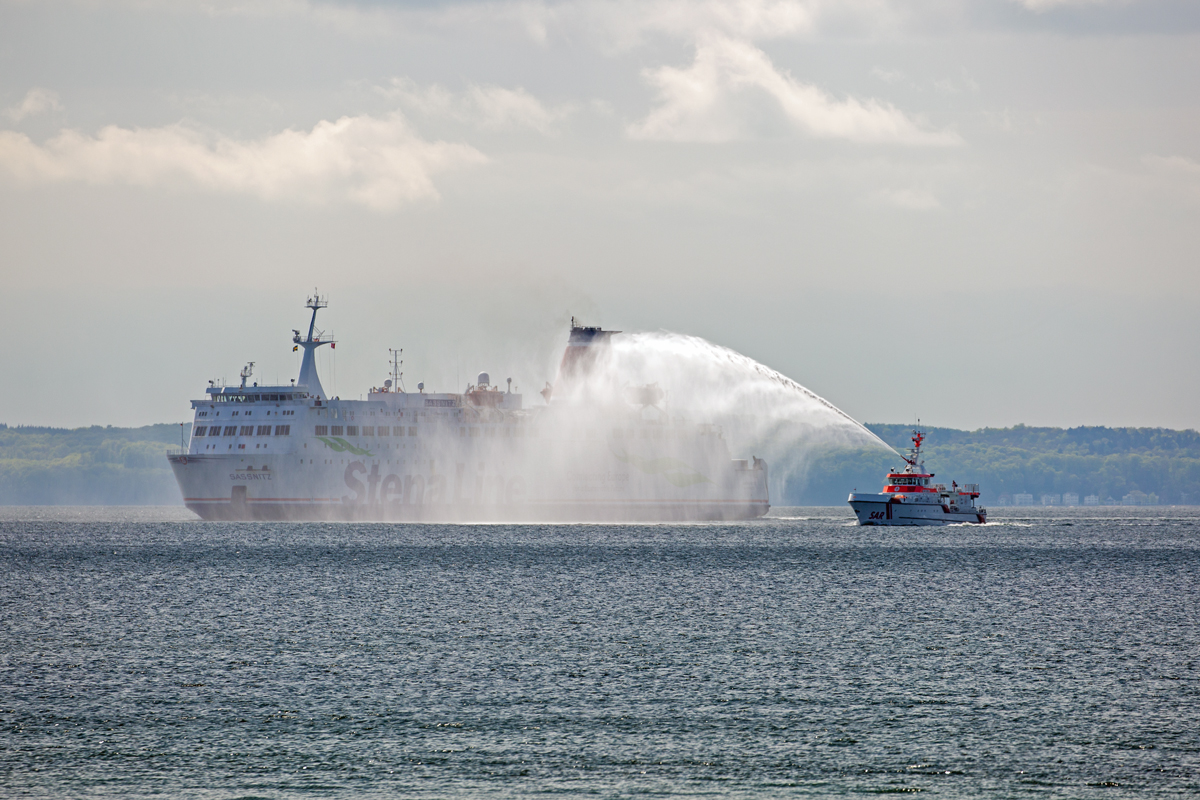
[293,290,335,399]
[903,426,926,470]
[389,348,404,393]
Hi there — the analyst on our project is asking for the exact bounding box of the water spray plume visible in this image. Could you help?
[597,331,899,500]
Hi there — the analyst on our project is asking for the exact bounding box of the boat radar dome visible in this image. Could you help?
[477,372,490,387]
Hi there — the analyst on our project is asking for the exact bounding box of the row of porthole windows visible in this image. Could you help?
[315,425,418,437]
[194,425,291,437]
[195,409,297,419]
[201,443,269,450]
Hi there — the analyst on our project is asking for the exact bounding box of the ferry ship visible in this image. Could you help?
[847,430,986,525]
[167,293,769,521]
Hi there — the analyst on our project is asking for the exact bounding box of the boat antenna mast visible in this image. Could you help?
[904,421,925,468]
[292,289,335,399]
[239,362,254,389]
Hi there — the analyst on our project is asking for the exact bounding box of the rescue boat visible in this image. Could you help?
[847,429,986,525]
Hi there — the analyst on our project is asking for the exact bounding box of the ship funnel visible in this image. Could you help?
[555,318,620,392]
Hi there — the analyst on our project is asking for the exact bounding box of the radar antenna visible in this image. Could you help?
[389,348,405,393]
[239,362,254,389]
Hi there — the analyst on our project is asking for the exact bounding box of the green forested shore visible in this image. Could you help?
[789,424,1200,506]
[2,421,1199,506]
[0,423,189,505]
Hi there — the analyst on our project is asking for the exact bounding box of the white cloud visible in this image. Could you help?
[6,88,64,122]
[871,186,942,210]
[1013,0,1124,10]
[467,85,570,132]
[872,67,907,85]
[383,79,572,133]
[1144,154,1200,177]
[934,68,980,94]
[571,0,823,47]
[1143,154,1200,199]
[57,0,824,44]
[0,113,486,210]
[629,36,962,145]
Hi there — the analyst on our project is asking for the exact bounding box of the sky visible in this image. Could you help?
[2,0,1198,432]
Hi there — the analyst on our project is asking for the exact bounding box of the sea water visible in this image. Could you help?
[1,507,1197,798]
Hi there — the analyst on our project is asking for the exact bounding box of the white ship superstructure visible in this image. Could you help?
[168,293,769,521]
[847,430,987,525]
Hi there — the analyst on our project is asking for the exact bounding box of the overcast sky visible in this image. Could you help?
[2,0,1198,431]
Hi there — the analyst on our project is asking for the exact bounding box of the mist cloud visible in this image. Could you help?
[0,112,486,209]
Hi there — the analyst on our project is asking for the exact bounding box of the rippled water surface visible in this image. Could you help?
[2,507,1198,798]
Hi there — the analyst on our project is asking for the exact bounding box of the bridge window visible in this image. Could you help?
[346,426,359,436]
[239,425,254,436]
[194,426,207,437]
[274,425,290,436]
[256,425,272,436]
[223,426,237,436]
[362,426,374,436]
[331,426,343,436]
[315,425,328,436]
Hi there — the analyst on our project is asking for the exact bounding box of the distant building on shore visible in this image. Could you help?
[1122,491,1159,506]
[1041,493,1061,506]
[1083,495,1100,506]
[1013,493,1034,506]
[1063,493,1080,506]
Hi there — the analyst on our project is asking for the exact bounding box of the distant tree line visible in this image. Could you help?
[0,423,188,505]
[784,424,1200,506]
[3,421,1200,506]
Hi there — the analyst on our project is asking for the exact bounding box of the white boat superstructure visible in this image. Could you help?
[168,293,769,521]
[847,429,986,526]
